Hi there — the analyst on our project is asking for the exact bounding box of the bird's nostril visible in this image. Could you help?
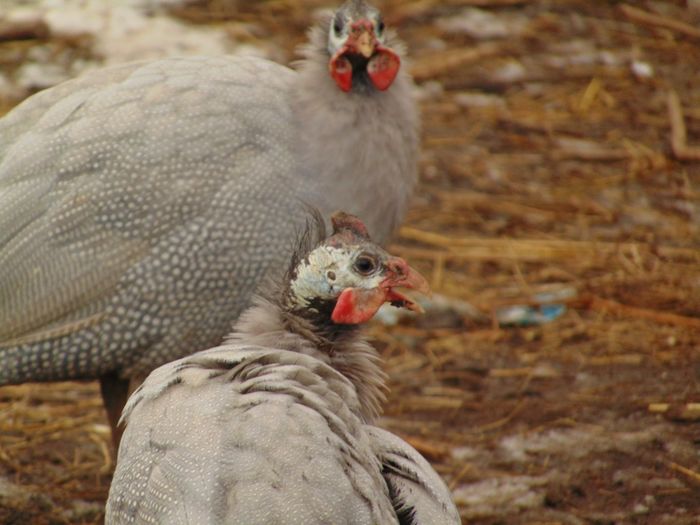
[388,258,407,276]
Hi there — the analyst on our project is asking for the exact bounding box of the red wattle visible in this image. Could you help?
[331,288,385,324]
[367,48,400,91]
[330,55,353,92]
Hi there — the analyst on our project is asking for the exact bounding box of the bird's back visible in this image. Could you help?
[0,56,310,382]
[106,345,398,524]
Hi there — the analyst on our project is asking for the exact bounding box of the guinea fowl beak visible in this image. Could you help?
[344,20,377,58]
[353,23,376,58]
[381,256,431,314]
[331,256,430,324]
[329,20,400,92]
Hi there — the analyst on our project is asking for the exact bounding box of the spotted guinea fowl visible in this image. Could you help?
[105,211,460,525]
[0,0,419,443]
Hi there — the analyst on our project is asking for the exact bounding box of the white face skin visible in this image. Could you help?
[327,4,387,57]
[291,245,384,308]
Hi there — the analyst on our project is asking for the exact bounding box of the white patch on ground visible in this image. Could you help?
[499,426,663,463]
[413,80,444,103]
[452,476,548,519]
[0,477,34,505]
[451,445,480,462]
[15,59,71,91]
[491,60,527,83]
[546,39,629,69]
[1,0,269,100]
[452,425,674,520]
[631,60,654,79]
[0,72,23,101]
[60,499,103,521]
[437,7,528,40]
[454,91,506,109]
[0,475,102,521]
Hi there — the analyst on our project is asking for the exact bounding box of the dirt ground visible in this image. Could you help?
[1,1,699,524]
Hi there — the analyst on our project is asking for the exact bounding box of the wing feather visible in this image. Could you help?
[0,56,296,343]
[367,425,461,525]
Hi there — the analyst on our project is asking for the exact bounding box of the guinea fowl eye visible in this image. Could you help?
[333,17,344,35]
[353,254,377,275]
[377,19,385,35]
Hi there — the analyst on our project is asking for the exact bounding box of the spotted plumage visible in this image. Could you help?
[0,0,419,442]
[105,212,459,525]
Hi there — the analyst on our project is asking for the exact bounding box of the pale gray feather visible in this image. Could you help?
[367,426,462,524]
[1,56,306,382]
[106,345,399,525]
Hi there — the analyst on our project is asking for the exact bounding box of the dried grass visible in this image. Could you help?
[1,1,700,524]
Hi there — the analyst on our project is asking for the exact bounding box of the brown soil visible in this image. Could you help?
[1,1,699,524]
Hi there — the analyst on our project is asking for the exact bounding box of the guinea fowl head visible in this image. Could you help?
[226,211,428,421]
[327,0,401,92]
[287,211,429,326]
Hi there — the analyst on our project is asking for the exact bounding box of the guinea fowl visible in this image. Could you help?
[0,0,419,443]
[106,211,460,525]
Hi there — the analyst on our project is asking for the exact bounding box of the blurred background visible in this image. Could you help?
[1,0,699,523]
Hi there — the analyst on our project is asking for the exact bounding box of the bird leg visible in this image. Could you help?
[99,372,130,452]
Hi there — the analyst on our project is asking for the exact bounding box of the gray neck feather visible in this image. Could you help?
[226,295,387,422]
